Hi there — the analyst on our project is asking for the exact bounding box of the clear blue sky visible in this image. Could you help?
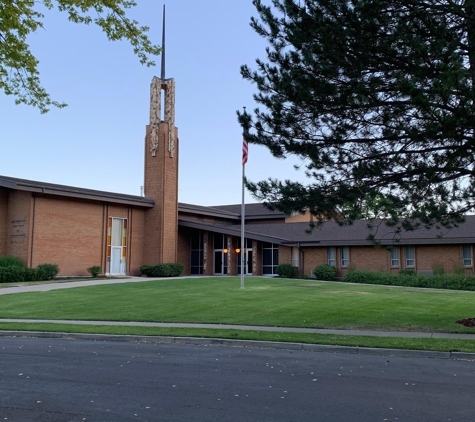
[1,0,308,206]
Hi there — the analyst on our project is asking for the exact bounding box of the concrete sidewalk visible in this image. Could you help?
[0,276,194,295]
[1,318,475,340]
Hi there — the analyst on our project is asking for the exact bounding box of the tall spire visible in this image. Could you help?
[161,4,166,80]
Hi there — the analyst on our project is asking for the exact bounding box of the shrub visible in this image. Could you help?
[313,264,337,281]
[0,265,25,283]
[432,264,445,276]
[35,264,59,280]
[276,264,297,278]
[87,266,102,278]
[399,269,416,276]
[301,274,309,280]
[0,256,25,268]
[141,263,184,277]
[24,268,38,282]
[344,269,475,291]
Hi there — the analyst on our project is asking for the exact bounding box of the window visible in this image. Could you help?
[292,247,299,267]
[106,217,127,275]
[341,247,349,267]
[463,245,472,267]
[237,239,253,275]
[263,242,279,275]
[390,247,400,267]
[190,231,203,275]
[405,246,415,267]
[328,247,336,267]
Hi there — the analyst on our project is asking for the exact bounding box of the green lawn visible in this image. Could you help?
[1,322,475,352]
[0,277,474,334]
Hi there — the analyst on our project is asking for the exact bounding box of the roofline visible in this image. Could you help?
[178,203,240,219]
[178,219,288,244]
[282,238,475,247]
[0,176,155,208]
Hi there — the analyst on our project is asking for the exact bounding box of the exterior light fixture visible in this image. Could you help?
[223,248,228,254]
[236,248,241,253]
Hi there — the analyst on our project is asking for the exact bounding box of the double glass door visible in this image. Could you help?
[214,250,228,275]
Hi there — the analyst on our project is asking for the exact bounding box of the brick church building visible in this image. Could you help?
[1,12,475,278]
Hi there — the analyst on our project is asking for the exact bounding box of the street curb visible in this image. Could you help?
[0,330,473,361]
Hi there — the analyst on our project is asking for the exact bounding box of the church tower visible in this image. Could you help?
[143,4,179,264]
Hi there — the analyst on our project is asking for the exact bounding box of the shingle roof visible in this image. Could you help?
[0,175,154,208]
[241,218,475,246]
[180,216,475,246]
[211,203,287,219]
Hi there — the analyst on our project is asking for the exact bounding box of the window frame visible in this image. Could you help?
[405,246,415,268]
[327,247,336,267]
[262,242,279,275]
[390,247,400,267]
[340,247,350,267]
[462,245,473,267]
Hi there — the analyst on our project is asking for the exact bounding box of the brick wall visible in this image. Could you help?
[350,246,390,272]
[177,226,191,275]
[278,245,292,267]
[6,190,32,266]
[32,195,104,276]
[284,210,313,223]
[301,247,326,277]
[0,188,8,256]
[128,207,146,276]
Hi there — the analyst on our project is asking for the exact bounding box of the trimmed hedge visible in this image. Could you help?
[276,264,297,278]
[0,256,24,268]
[0,266,26,283]
[0,256,59,283]
[344,269,475,291]
[313,264,337,281]
[140,263,184,278]
[36,264,59,280]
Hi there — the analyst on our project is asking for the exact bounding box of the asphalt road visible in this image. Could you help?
[0,337,474,422]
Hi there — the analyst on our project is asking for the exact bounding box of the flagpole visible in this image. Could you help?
[241,160,245,289]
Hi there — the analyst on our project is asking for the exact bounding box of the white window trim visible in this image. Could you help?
[341,247,349,267]
[328,247,336,267]
[405,246,415,268]
[390,247,400,267]
[463,245,473,267]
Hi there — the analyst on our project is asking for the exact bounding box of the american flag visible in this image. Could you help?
[242,137,248,166]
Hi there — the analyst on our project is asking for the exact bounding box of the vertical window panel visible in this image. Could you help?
[405,246,415,267]
[463,245,472,267]
[341,247,349,267]
[390,247,400,267]
[328,247,336,267]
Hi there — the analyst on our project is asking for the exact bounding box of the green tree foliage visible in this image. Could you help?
[0,0,160,113]
[239,0,475,232]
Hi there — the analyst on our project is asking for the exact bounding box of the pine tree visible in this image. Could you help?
[240,0,475,232]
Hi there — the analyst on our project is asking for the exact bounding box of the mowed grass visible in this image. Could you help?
[1,322,475,352]
[0,277,475,334]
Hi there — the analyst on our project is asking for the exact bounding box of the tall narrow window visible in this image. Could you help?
[328,247,336,267]
[190,231,204,275]
[463,245,472,267]
[263,242,279,275]
[390,247,400,267]
[405,246,415,268]
[106,217,127,275]
[341,247,349,267]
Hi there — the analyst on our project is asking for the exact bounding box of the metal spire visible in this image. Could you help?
[161,4,166,80]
